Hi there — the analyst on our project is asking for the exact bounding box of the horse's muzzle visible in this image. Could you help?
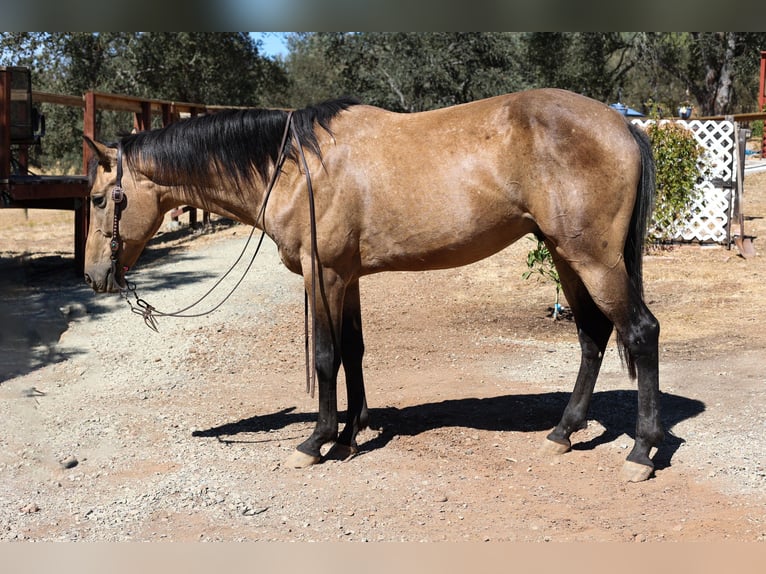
[84,264,123,294]
[84,272,111,293]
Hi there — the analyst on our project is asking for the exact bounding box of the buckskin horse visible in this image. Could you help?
[83,88,662,482]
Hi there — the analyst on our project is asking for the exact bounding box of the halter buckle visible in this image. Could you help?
[112,185,125,204]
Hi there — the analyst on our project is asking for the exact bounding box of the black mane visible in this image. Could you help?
[120,96,360,195]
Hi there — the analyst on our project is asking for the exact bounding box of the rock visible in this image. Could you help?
[60,455,78,469]
[60,303,88,319]
[20,502,40,514]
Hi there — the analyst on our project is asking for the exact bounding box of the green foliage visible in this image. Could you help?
[522,237,564,320]
[284,32,529,111]
[526,32,639,102]
[128,33,287,107]
[634,32,766,116]
[4,31,766,173]
[751,120,763,140]
[646,122,706,243]
[284,31,766,119]
[282,33,345,107]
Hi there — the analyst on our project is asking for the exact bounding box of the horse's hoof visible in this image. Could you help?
[621,460,654,482]
[285,450,321,469]
[325,443,358,462]
[538,437,570,456]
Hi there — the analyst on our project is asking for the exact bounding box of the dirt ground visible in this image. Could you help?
[1,171,765,542]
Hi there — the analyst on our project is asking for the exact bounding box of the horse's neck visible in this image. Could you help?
[157,178,265,227]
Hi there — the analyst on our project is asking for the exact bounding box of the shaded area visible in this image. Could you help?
[0,220,239,383]
[193,390,704,471]
[0,255,102,382]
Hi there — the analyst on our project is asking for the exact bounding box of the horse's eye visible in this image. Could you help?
[92,194,107,209]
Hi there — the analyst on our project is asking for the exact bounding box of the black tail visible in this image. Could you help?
[619,123,656,378]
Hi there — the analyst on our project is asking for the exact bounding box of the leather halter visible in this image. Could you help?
[110,144,128,289]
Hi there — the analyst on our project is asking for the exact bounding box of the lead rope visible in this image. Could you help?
[120,229,269,331]
[290,121,321,399]
[119,111,295,332]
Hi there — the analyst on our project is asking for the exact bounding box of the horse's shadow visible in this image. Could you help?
[193,389,703,471]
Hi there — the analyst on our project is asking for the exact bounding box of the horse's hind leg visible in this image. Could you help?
[328,279,369,460]
[540,256,614,455]
[619,297,662,481]
[539,244,662,481]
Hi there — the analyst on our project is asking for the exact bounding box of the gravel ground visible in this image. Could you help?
[1,224,306,541]
[1,213,766,542]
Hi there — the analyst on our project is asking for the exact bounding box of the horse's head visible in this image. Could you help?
[83,137,165,293]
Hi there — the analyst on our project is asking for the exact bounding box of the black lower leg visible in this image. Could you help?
[337,282,368,448]
[543,253,613,449]
[624,308,663,467]
[547,324,610,447]
[297,309,341,458]
[296,384,339,458]
[626,351,663,467]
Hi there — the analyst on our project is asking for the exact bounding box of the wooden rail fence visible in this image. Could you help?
[1,66,223,273]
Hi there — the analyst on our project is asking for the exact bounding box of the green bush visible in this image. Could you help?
[751,119,763,141]
[522,237,564,320]
[646,121,706,243]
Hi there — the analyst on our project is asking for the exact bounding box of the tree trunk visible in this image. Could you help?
[693,32,737,116]
[713,33,736,115]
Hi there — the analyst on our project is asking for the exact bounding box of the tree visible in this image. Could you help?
[0,32,289,170]
[635,32,766,116]
[284,32,528,112]
[128,33,287,107]
[525,32,639,103]
[281,33,345,107]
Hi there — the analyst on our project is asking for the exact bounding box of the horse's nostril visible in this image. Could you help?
[84,273,93,287]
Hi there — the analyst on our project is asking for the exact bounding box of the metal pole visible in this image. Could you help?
[0,68,10,182]
[760,51,766,157]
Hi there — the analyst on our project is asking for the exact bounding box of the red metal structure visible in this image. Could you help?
[1,67,89,269]
[760,50,766,111]
[760,50,766,156]
[1,66,219,272]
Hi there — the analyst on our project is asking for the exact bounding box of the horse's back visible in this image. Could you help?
[330,88,640,198]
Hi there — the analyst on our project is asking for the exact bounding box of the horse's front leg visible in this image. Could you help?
[328,279,368,460]
[286,270,345,468]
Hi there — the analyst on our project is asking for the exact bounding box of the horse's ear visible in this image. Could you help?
[83,136,115,167]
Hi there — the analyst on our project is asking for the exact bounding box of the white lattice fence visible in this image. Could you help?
[632,119,735,243]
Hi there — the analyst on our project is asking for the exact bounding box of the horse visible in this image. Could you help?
[83,88,662,482]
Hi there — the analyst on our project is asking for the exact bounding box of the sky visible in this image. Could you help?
[251,32,289,58]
